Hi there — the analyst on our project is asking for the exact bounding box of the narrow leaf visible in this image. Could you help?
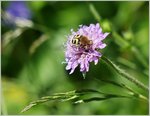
[101,56,148,91]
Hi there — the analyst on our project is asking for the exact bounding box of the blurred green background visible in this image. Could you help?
[1,1,149,115]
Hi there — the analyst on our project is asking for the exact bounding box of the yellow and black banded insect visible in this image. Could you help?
[71,34,93,50]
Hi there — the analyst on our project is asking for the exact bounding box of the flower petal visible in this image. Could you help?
[99,43,107,49]
[103,33,109,38]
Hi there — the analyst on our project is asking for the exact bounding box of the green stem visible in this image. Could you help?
[88,3,101,22]
[120,83,148,102]
[101,56,149,91]
[94,78,148,102]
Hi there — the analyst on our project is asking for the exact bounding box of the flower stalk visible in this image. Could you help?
[94,78,148,102]
[101,56,149,91]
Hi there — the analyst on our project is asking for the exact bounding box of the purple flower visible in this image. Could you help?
[2,1,32,27]
[65,23,109,75]
[6,1,31,20]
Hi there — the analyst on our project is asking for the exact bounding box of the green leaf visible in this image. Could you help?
[21,88,147,113]
[101,56,148,91]
[94,78,148,102]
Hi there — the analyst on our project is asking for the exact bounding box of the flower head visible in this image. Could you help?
[65,23,109,75]
[6,1,32,20]
[2,1,32,28]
